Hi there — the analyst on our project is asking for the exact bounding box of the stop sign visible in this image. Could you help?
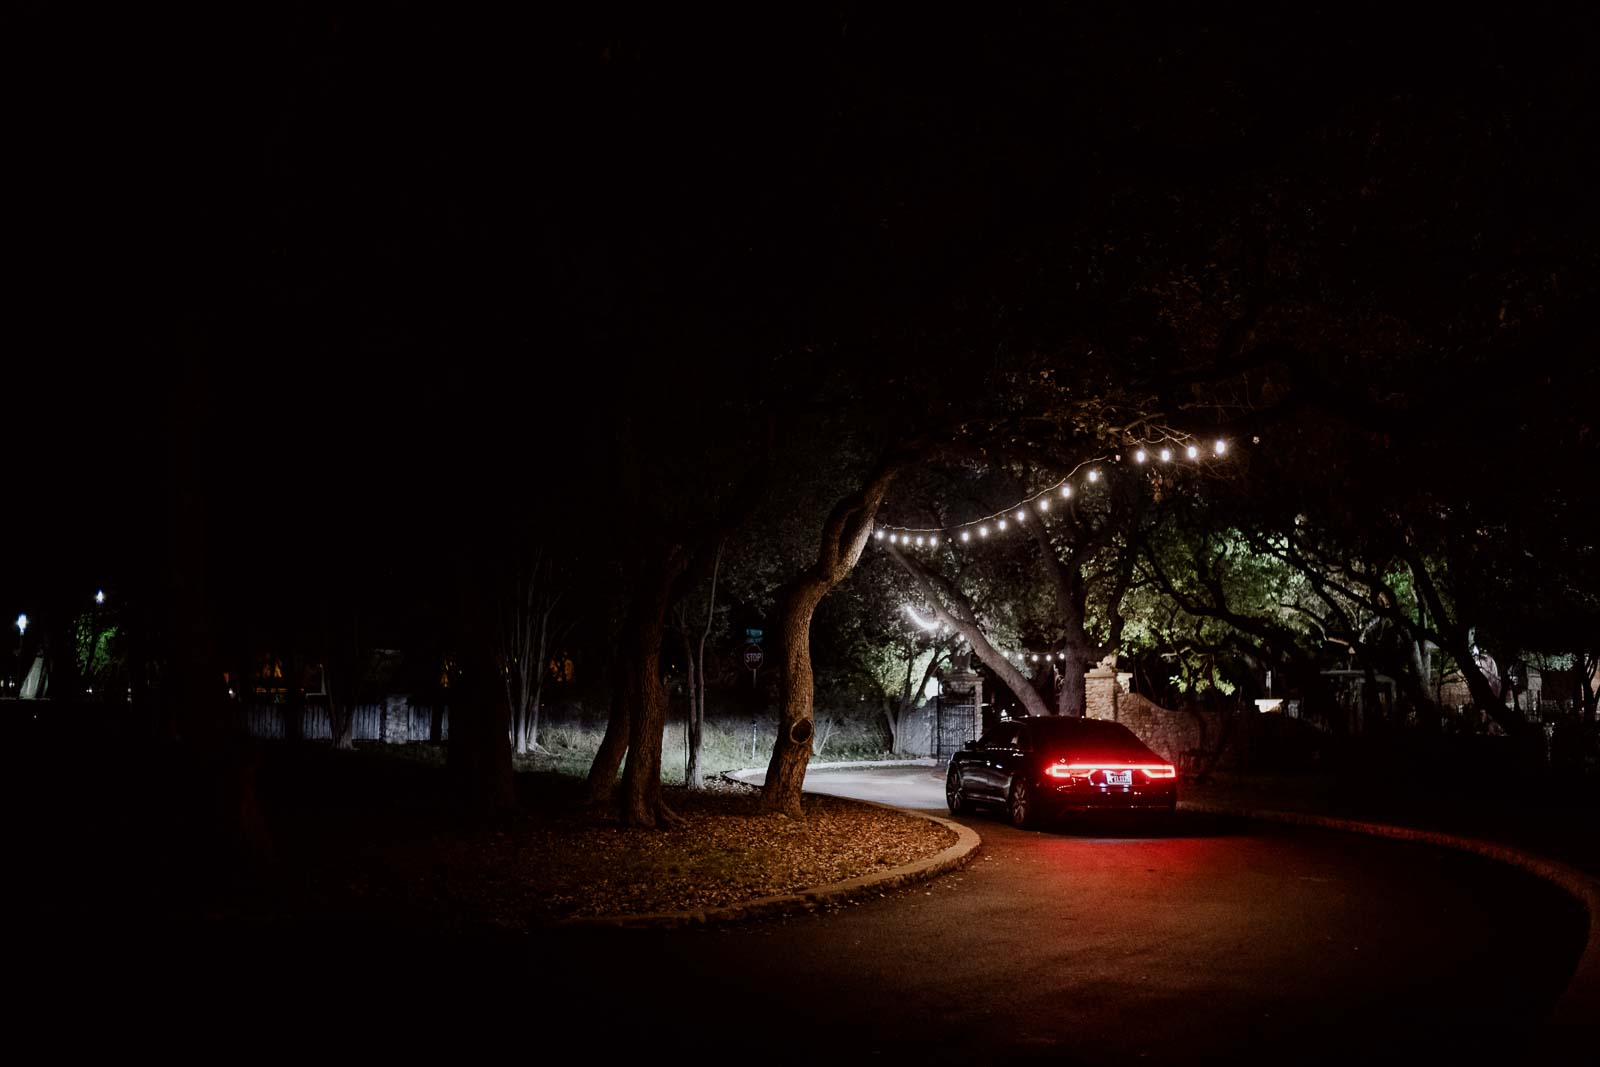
[742,645,764,670]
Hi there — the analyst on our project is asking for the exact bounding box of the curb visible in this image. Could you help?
[559,777,980,930]
[725,758,939,785]
[1181,799,1600,1031]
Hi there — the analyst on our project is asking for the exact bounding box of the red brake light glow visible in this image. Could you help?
[1047,762,1176,778]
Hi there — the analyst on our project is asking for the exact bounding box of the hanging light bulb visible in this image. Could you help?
[1031,654,1039,662]
[929,536,939,547]
[876,530,885,540]
[1135,449,1147,463]
[1038,498,1050,512]
[998,519,1008,531]
[979,526,989,538]
[1159,448,1172,462]
[915,536,924,546]
[1215,439,1227,455]
[1016,509,1026,522]
[1088,469,1099,483]
[1061,484,1072,498]
[961,530,971,542]
[1186,445,1199,459]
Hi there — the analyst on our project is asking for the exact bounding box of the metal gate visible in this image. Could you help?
[934,699,976,760]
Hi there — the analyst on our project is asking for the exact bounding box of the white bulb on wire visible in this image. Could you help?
[916,536,924,546]
[1187,445,1199,459]
[1062,484,1072,498]
[979,526,989,538]
[1031,654,1039,662]
[961,530,971,542]
[1088,469,1099,483]
[1016,509,1026,522]
[998,519,1007,531]
[929,536,939,547]
[1135,449,1147,463]
[1160,448,1171,462]
[1215,439,1227,455]
[876,530,885,540]
[1038,498,1050,512]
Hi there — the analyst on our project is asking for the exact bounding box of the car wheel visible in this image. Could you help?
[946,767,967,814]
[1007,777,1035,829]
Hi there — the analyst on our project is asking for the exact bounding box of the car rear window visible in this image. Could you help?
[1029,718,1157,759]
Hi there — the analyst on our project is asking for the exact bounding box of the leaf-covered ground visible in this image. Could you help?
[234,756,956,933]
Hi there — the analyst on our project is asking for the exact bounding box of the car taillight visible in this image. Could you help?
[1049,762,1176,778]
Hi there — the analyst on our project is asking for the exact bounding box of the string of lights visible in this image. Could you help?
[902,605,1084,669]
[874,436,1233,549]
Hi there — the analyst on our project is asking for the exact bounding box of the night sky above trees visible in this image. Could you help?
[7,6,1597,775]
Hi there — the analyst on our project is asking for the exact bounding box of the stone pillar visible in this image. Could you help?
[1084,655,1120,721]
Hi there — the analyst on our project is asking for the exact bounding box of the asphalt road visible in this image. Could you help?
[523,765,1582,1064]
[22,765,1585,1062]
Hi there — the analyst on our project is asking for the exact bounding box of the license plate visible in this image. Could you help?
[1106,771,1132,787]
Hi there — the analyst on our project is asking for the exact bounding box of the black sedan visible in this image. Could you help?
[945,715,1178,828]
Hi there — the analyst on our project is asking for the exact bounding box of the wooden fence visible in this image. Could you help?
[239,697,447,743]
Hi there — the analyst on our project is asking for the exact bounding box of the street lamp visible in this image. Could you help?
[14,614,25,636]
[95,590,105,605]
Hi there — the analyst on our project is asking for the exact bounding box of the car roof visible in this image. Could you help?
[1013,716,1160,755]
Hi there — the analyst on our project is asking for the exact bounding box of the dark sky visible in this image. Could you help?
[7,5,1598,621]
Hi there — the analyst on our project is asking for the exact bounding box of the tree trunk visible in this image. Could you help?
[283,652,304,743]
[681,628,700,789]
[165,328,270,875]
[584,546,692,826]
[447,647,516,819]
[619,559,684,826]
[686,544,720,791]
[330,703,355,750]
[584,683,630,807]
[1578,650,1597,725]
[761,459,903,816]
[763,581,829,815]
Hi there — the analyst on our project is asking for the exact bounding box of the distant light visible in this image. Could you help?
[1038,498,1050,511]
[1061,484,1072,498]
[998,519,1008,531]
[14,614,25,635]
[929,536,939,547]
[1215,439,1228,455]
[1031,654,1039,662]
[961,531,971,542]
[916,536,925,546]
[1135,450,1147,463]
[876,530,885,540]
[95,590,106,604]
[1186,445,1199,459]
[1016,509,1026,522]
[979,526,989,538]
[1159,448,1172,462]
[1088,470,1099,483]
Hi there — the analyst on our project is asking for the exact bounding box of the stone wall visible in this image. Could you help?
[1084,662,1225,768]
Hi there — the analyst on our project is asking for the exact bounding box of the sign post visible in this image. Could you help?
[742,635,764,761]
